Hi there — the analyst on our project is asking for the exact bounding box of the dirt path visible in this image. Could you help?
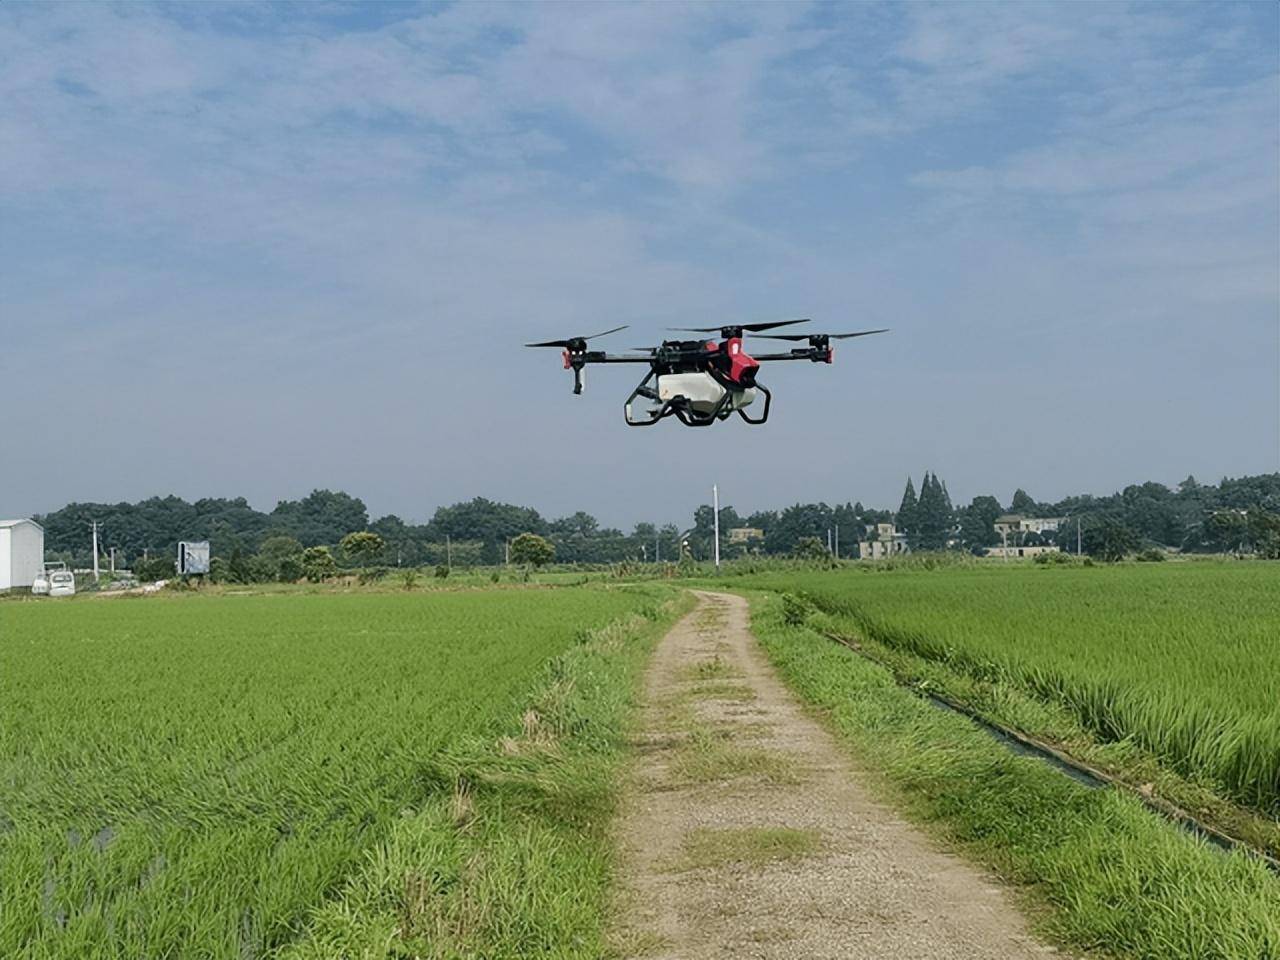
[610,590,1060,960]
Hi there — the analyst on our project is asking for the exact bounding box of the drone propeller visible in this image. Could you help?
[754,328,889,342]
[525,324,628,348]
[667,318,811,334]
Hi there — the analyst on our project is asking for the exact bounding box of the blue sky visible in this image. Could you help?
[2,2,1277,526]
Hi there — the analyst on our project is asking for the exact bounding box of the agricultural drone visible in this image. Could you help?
[526,319,887,427]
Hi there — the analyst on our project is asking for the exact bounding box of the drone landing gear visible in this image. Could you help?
[623,372,771,427]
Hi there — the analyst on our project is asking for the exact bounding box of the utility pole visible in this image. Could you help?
[655,530,660,564]
[91,520,101,582]
[1001,524,1008,563]
[110,547,116,574]
[835,524,840,559]
[505,539,510,565]
[1077,517,1082,556]
[712,484,721,569]
[446,534,452,571]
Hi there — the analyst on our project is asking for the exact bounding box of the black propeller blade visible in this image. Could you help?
[667,318,811,334]
[525,324,628,348]
[754,328,889,341]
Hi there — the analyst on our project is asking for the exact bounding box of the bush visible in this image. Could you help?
[1136,548,1167,563]
[134,555,177,582]
[791,537,831,563]
[278,556,304,583]
[510,532,555,568]
[781,593,813,626]
[434,564,450,579]
[301,546,337,583]
[1033,551,1075,566]
[400,569,419,590]
[357,566,389,584]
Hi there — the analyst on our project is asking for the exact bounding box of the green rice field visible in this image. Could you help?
[738,561,1280,814]
[0,586,669,958]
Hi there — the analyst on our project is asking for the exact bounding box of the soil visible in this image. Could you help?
[610,590,1062,959]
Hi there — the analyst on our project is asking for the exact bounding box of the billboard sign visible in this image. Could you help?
[178,540,211,575]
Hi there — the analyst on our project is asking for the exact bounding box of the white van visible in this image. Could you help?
[48,571,76,597]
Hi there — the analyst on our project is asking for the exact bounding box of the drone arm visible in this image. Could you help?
[564,351,652,395]
[752,349,825,362]
[579,352,656,364]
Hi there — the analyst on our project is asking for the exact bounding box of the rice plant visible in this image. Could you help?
[0,586,662,958]
[736,562,1280,813]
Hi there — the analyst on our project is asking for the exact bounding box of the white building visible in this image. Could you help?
[994,515,1066,537]
[0,519,45,592]
[859,522,910,560]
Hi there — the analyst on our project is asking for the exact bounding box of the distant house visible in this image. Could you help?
[994,515,1066,537]
[988,514,1065,559]
[859,522,909,561]
[0,519,45,592]
[726,527,764,545]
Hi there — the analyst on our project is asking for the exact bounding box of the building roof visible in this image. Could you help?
[0,518,43,530]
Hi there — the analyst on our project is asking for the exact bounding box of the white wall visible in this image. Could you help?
[1,521,45,590]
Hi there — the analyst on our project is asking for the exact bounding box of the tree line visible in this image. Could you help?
[33,471,1280,575]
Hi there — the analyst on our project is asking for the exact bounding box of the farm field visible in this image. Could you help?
[0,584,675,958]
[732,561,1280,815]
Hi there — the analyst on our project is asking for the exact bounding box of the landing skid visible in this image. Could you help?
[623,370,772,427]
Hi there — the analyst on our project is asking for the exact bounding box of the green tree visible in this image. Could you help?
[916,472,954,550]
[1084,519,1139,562]
[301,545,337,582]
[258,535,303,563]
[340,531,385,568]
[791,536,830,562]
[959,495,1002,551]
[509,532,555,568]
[1249,511,1280,559]
[764,503,833,555]
[277,555,304,582]
[896,477,919,544]
[1203,511,1248,553]
[1010,488,1037,514]
[134,554,176,582]
[431,498,547,563]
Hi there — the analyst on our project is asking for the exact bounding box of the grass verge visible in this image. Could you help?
[743,591,1280,960]
[277,588,694,959]
[680,827,821,869]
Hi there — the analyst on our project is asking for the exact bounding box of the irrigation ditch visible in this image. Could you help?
[820,630,1280,874]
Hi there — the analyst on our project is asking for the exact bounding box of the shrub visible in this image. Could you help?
[1034,551,1075,566]
[510,532,555,568]
[134,555,177,582]
[276,556,303,582]
[781,593,812,626]
[301,546,337,583]
[357,566,389,585]
[1136,548,1167,563]
[791,537,830,563]
[434,564,450,579]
